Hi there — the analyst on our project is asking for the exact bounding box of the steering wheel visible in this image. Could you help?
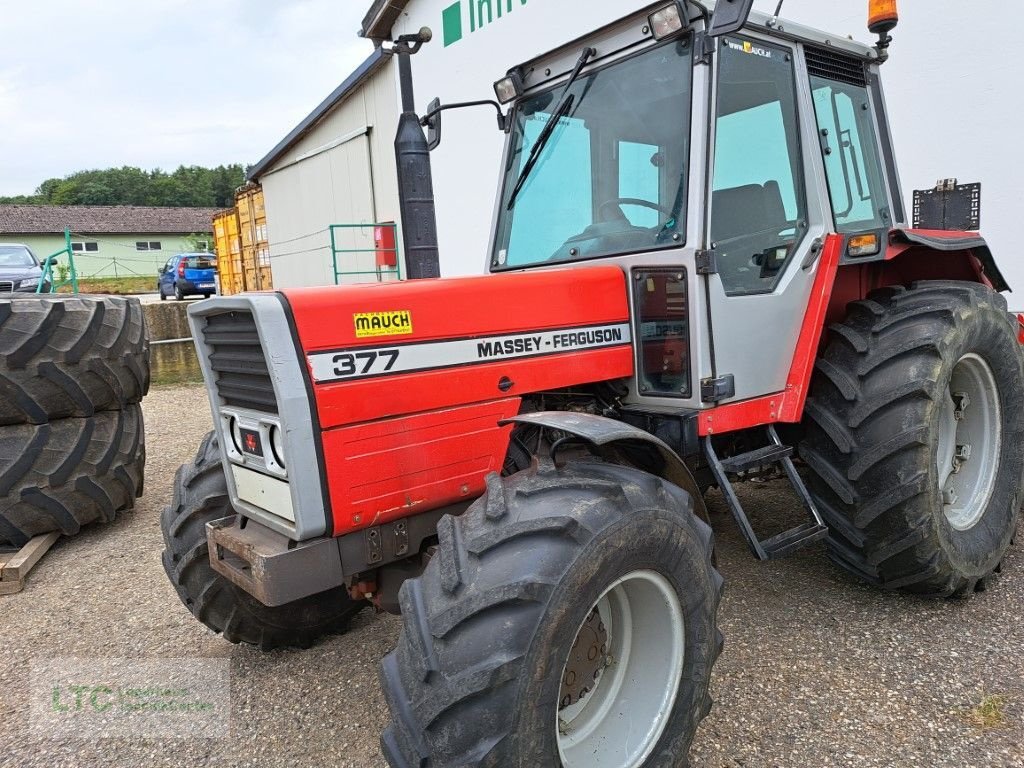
[598,197,675,221]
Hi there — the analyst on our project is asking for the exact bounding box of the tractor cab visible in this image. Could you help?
[484,0,903,406]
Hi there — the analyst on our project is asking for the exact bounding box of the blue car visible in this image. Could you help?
[158,253,218,301]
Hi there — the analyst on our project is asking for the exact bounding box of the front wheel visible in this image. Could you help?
[161,431,364,649]
[380,462,723,768]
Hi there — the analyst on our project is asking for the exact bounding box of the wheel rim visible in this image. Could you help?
[936,353,1002,531]
[556,570,684,768]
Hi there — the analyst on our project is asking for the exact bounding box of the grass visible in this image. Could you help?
[966,694,1007,730]
[57,275,155,295]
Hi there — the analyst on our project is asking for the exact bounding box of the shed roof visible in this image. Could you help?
[0,205,220,235]
[361,0,412,41]
[247,49,389,181]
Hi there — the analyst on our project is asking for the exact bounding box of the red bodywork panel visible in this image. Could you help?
[322,398,521,532]
[283,267,633,536]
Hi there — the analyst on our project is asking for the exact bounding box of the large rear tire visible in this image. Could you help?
[0,295,149,426]
[0,405,146,546]
[160,431,364,650]
[801,281,1024,596]
[380,462,723,768]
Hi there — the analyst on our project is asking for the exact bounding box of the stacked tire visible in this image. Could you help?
[0,296,149,547]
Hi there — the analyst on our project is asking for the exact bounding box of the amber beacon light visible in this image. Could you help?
[868,0,899,61]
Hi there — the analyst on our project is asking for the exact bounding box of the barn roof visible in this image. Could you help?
[361,0,413,42]
[0,205,219,235]
[247,49,389,181]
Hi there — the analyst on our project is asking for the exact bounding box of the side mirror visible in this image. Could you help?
[42,255,58,268]
[158,266,166,275]
[707,0,755,38]
[419,97,507,152]
[425,97,442,151]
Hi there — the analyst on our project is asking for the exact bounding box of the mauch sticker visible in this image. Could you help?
[726,39,773,59]
[354,311,413,339]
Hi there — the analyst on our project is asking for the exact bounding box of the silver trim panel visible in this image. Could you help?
[188,294,329,541]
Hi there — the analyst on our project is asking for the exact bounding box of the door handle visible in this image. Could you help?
[802,238,824,270]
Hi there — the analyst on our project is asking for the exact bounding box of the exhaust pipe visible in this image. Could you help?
[391,29,441,280]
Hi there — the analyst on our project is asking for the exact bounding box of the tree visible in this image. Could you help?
[0,165,247,207]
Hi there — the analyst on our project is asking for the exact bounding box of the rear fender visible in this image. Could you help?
[501,411,710,526]
[828,229,1010,328]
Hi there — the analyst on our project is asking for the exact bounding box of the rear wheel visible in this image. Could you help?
[161,431,364,649]
[175,283,185,301]
[380,462,723,767]
[801,281,1024,596]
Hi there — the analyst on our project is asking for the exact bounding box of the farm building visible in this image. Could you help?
[247,51,401,289]
[250,0,1024,303]
[0,204,218,279]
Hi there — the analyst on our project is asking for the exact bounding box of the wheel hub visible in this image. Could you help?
[937,354,1001,531]
[556,570,685,768]
[559,608,608,709]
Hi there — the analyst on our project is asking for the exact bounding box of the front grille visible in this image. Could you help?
[805,46,868,87]
[201,310,279,414]
[0,281,13,293]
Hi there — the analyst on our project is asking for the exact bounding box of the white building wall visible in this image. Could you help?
[260,58,402,288]
[384,0,1024,304]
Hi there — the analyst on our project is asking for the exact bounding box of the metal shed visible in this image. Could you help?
[248,49,400,288]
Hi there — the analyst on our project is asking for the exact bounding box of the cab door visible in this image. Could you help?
[703,35,830,403]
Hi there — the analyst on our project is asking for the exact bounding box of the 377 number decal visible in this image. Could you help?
[331,349,400,378]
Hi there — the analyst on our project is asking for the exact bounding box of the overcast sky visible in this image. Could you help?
[0,0,374,196]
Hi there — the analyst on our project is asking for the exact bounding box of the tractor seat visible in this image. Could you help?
[710,181,787,244]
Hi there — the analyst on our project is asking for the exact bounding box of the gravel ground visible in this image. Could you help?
[1,383,1022,767]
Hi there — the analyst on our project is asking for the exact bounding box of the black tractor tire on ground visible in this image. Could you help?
[381,461,723,768]
[0,295,150,426]
[801,281,1024,597]
[161,431,364,650]
[0,404,146,546]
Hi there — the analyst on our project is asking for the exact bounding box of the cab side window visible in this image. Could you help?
[710,38,807,296]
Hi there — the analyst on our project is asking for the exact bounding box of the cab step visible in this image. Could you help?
[703,425,827,561]
[719,444,792,474]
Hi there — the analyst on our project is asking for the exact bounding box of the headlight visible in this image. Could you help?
[18,278,39,289]
[230,417,244,455]
[649,3,685,40]
[270,425,286,469]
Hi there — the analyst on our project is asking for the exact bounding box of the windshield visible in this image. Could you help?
[0,246,37,267]
[493,39,693,269]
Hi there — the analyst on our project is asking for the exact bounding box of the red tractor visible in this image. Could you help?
[162,1,1023,765]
